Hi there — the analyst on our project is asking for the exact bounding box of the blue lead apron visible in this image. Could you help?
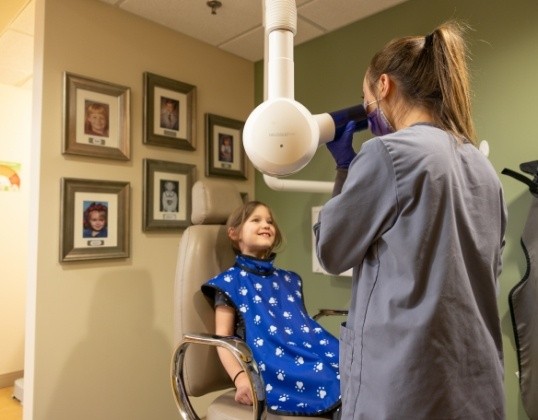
[202,254,340,416]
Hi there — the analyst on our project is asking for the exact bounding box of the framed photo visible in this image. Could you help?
[143,72,196,150]
[63,72,130,160]
[143,159,196,231]
[205,113,246,179]
[60,178,130,262]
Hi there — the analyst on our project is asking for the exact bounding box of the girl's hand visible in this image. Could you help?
[234,374,253,405]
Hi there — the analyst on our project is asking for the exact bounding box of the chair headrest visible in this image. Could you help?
[191,179,244,225]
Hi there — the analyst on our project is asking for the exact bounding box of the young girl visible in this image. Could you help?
[83,202,108,238]
[202,201,340,417]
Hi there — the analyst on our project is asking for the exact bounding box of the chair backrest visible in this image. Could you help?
[173,179,244,396]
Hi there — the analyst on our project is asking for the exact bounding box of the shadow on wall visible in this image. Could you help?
[45,270,177,420]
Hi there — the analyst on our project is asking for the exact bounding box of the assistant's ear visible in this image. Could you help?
[378,74,392,100]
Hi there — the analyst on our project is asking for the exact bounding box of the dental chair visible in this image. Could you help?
[171,179,343,420]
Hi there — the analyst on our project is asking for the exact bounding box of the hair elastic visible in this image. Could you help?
[233,369,245,385]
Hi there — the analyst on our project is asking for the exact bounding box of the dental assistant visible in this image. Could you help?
[314,21,507,419]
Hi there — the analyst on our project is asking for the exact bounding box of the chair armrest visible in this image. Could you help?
[312,308,348,321]
[171,332,266,420]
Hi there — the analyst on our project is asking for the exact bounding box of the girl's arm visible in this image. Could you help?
[215,305,253,405]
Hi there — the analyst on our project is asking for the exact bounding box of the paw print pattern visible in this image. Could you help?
[295,356,304,365]
[239,304,248,313]
[295,381,305,392]
[272,281,279,290]
[266,383,273,392]
[284,274,292,282]
[284,327,293,335]
[279,394,290,402]
[254,337,264,347]
[276,370,285,381]
[252,295,262,304]
[240,270,247,277]
[268,297,278,306]
[239,287,248,296]
[254,314,261,325]
[317,387,327,399]
[303,341,313,349]
[300,325,310,333]
[314,327,322,334]
[319,338,329,346]
[287,295,295,303]
[283,311,292,319]
[295,290,302,298]
[268,325,278,335]
[258,361,266,371]
[255,282,263,291]
[313,362,324,372]
[325,352,336,358]
[223,274,233,283]
[275,347,284,357]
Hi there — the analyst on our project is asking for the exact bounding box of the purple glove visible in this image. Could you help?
[326,121,358,169]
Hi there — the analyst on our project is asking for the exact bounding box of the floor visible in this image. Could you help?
[0,387,22,420]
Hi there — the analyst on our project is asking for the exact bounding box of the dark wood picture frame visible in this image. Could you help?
[142,159,196,231]
[143,72,196,150]
[205,113,246,179]
[60,177,130,262]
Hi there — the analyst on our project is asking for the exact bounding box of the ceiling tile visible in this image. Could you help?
[10,0,34,36]
[120,0,263,47]
[298,0,409,31]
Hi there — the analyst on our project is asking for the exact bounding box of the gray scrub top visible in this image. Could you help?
[314,124,507,420]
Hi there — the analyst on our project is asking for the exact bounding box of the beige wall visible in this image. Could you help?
[0,84,31,385]
[27,0,254,418]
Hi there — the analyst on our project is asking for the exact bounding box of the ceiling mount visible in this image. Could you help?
[206,1,222,15]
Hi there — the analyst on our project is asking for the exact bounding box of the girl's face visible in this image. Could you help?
[88,211,106,232]
[231,205,276,258]
[88,112,107,133]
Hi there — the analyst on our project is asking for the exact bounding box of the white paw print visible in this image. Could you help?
[255,282,263,291]
[284,327,293,335]
[331,362,339,369]
[239,287,248,296]
[254,337,264,347]
[317,387,327,399]
[223,274,232,283]
[254,314,261,325]
[240,270,247,277]
[319,339,329,346]
[268,297,278,306]
[278,394,289,402]
[284,274,291,282]
[303,342,312,348]
[272,282,279,290]
[297,402,307,408]
[268,325,277,335]
[295,356,304,365]
[275,347,284,357]
[268,310,276,318]
[259,361,266,371]
[300,325,310,333]
[283,311,292,319]
[325,352,336,358]
[295,290,302,298]
[239,304,248,313]
[252,295,262,304]
[286,341,297,346]
[314,327,322,333]
[287,295,295,302]
[295,381,305,392]
[266,383,273,392]
[276,370,285,381]
[313,362,324,372]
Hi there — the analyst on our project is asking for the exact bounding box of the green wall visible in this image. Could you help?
[255,0,538,418]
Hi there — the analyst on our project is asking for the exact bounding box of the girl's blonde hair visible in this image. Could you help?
[366,21,476,144]
[226,201,283,256]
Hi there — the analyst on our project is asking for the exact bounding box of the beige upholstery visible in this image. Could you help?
[172,179,333,419]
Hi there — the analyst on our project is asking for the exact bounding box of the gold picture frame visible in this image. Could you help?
[63,72,130,160]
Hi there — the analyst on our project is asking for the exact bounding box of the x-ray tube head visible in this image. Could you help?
[243,97,319,177]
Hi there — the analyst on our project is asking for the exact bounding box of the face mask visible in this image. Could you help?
[365,100,394,136]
